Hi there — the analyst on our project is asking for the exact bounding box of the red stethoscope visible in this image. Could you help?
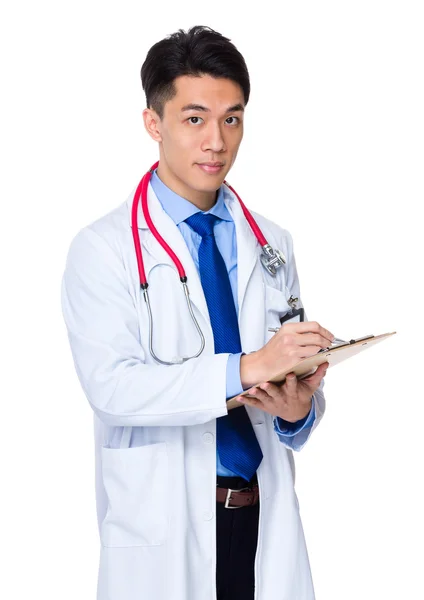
[131,161,286,365]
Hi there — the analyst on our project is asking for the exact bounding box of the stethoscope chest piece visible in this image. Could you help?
[260,244,286,275]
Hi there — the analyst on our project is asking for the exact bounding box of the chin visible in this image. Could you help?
[191,172,224,190]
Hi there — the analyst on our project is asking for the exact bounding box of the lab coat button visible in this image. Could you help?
[203,511,214,521]
[202,432,214,444]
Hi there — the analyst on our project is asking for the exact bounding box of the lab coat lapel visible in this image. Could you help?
[127,181,264,350]
[128,183,211,327]
[223,187,265,351]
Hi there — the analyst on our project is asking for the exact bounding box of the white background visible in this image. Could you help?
[1,1,423,598]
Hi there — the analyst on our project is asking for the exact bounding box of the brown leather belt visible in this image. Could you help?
[216,483,259,508]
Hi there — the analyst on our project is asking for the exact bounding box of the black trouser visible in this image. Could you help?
[216,473,260,600]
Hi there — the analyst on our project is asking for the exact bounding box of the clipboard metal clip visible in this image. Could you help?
[317,334,375,353]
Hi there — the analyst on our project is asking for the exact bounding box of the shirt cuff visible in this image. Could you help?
[273,398,316,437]
[226,352,244,399]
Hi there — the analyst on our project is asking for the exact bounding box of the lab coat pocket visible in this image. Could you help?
[264,284,291,341]
[100,441,169,548]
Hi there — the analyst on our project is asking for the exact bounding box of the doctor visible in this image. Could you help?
[61,25,334,600]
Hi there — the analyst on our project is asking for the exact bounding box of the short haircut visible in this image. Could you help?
[140,25,250,119]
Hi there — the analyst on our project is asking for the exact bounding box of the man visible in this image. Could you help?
[61,25,333,600]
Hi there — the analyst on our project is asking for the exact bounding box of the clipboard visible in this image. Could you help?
[226,331,396,410]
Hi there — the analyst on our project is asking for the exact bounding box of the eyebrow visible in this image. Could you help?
[180,103,245,113]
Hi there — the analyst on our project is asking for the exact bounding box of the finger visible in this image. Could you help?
[284,372,298,393]
[293,346,325,359]
[236,393,261,407]
[283,321,334,343]
[319,361,330,372]
[258,381,279,398]
[309,361,329,375]
[293,332,333,349]
[302,363,329,383]
[247,387,270,403]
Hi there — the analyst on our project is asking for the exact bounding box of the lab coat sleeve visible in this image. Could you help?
[275,384,324,450]
[272,227,326,450]
[60,226,230,428]
[273,396,317,451]
[274,398,316,435]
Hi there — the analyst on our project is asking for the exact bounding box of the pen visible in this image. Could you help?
[330,337,348,345]
[267,327,346,345]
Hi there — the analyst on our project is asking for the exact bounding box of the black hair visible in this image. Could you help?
[140,25,250,119]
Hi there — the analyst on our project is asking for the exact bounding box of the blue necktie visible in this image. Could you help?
[185,212,263,482]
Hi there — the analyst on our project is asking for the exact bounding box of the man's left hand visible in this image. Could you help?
[235,361,329,422]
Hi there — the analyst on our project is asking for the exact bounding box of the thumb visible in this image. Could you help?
[302,362,328,384]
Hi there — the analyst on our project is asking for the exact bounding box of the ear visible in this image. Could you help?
[142,108,163,142]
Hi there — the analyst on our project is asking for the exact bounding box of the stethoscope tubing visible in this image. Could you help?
[132,161,273,288]
[131,161,285,365]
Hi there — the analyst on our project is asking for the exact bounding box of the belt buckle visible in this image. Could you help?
[224,486,250,509]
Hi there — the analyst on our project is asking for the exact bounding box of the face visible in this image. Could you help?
[143,74,245,209]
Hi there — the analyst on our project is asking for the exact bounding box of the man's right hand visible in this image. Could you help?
[240,321,335,389]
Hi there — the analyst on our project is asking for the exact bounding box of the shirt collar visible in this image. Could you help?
[150,168,232,225]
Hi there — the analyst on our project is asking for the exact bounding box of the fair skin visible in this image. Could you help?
[143,73,334,423]
[143,74,243,211]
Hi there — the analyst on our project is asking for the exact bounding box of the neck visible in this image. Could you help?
[156,162,219,212]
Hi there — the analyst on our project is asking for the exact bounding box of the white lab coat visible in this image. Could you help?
[61,180,326,600]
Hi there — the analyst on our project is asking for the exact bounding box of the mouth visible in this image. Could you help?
[196,163,225,175]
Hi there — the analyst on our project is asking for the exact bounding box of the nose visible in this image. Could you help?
[200,121,226,154]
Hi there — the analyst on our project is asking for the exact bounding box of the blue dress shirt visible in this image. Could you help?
[150,169,316,476]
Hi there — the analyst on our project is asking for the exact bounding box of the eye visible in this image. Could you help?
[225,116,240,125]
[187,116,204,125]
